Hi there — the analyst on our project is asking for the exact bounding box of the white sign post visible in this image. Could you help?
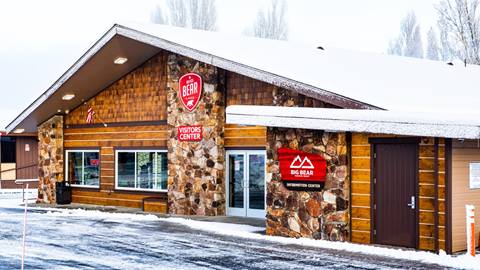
[466,205,475,257]
[21,184,29,270]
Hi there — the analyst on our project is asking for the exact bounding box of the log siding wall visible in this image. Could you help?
[64,52,169,209]
[350,134,446,251]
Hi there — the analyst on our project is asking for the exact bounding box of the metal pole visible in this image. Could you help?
[21,183,29,270]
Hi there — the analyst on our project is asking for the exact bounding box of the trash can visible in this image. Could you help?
[56,181,72,205]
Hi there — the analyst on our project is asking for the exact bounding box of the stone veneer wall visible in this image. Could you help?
[266,129,349,240]
[266,86,349,240]
[37,115,64,204]
[166,54,226,215]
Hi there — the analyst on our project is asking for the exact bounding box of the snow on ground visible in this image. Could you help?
[165,218,480,270]
[0,196,478,269]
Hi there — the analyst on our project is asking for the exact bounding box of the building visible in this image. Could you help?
[0,132,38,188]
[6,22,480,254]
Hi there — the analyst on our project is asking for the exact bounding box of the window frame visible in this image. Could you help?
[115,149,168,192]
[65,149,101,188]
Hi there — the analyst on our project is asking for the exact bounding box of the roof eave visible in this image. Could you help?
[226,105,480,140]
[5,25,119,133]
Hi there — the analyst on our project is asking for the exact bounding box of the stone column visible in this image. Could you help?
[266,129,349,240]
[265,87,350,241]
[37,115,64,204]
[166,54,225,216]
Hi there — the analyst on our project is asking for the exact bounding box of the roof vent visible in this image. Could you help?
[317,46,325,50]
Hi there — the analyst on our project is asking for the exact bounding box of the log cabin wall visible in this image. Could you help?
[350,133,446,252]
[63,52,169,208]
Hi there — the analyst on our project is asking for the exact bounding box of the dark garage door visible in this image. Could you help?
[373,142,418,248]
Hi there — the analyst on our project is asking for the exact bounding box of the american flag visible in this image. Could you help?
[86,107,95,124]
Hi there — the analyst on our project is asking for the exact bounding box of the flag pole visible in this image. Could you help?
[85,103,107,127]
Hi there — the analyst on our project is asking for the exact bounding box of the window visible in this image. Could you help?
[66,150,100,187]
[116,150,167,191]
[1,136,16,163]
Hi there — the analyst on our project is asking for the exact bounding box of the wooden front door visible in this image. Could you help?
[372,141,418,248]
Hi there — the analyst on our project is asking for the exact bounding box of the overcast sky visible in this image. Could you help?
[0,0,440,129]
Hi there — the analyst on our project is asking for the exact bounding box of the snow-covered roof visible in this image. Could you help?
[226,105,480,139]
[6,22,480,133]
[120,21,480,113]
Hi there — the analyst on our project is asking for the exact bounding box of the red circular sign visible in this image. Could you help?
[179,73,202,112]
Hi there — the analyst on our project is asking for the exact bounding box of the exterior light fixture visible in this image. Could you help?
[62,94,75,100]
[13,128,25,134]
[114,57,128,65]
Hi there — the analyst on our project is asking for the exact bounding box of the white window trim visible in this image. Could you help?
[115,149,168,192]
[65,150,100,188]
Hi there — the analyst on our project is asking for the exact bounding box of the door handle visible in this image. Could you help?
[407,196,415,209]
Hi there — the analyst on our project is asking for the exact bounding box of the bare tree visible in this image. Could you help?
[151,0,217,31]
[388,11,424,58]
[438,20,456,61]
[167,0,188,28]
[189,0,217,31]
[246,0,288,40]
[426,27,441,60]
[151,6,167,25]
[436,0,480,64]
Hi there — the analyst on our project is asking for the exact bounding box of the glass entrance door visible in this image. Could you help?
[226,150,266,218]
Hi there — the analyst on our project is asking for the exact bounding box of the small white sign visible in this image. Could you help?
[469,162,480,189]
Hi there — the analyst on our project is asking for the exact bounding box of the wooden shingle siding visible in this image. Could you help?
[226,72,274,106]
[65,52,168,125]
[224,72,271,148]
[350,134,446,251]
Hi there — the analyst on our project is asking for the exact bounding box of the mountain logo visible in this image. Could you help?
[289,155,314,169]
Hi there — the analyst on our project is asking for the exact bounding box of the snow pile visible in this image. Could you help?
[165,217,264,233]
[43,209,159,222]
[165,217,480,270]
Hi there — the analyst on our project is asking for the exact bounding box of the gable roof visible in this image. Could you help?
[6,22,480,133]
[6,23,376,133]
